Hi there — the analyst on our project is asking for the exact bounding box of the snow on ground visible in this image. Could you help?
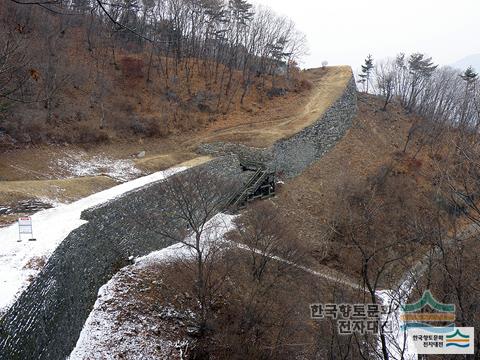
[68,271,185,360]
[134,214,237,269]
[55,151,143,181]
[376,290,415,359]
[69,213,236,359]
[376,275,417,359]
[0,167,186,314]
[375,245,453,359]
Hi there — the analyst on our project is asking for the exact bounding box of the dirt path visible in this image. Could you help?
[233,240,363,291]
[0,66,353,226]
[197,66,352,147]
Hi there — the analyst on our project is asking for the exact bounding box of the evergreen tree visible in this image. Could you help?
[405,53,437,111]
[228,0,254,26]
[461,66,478,85]
[408,53,437,78]
[459,66,478,126]
[267,37,291,88]
[358,54,374,93]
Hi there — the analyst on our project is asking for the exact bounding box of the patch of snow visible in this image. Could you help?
[134,213,237,268]
[68,275,181,360]
[37,196,63,208]
[70,213,236,359]
[0,167,186,314]
[376,276,418,359]
[377,290,417,359]
[55,152,142,181]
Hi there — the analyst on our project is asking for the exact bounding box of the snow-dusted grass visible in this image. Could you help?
[55,151,143,181]
[68,271,183,360]
[69,213,236,359]
[0,167,186,314]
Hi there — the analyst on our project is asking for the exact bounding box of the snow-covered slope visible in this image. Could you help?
[0,167,186,313]
[69,213,236,359]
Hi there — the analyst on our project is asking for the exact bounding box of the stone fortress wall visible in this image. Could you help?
[0,156,242,360]
[0,75,357,360]
[198,75,358,178]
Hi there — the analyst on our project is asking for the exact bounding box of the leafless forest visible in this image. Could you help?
[0,0,307,144]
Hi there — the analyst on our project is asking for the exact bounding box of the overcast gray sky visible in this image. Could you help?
[252,0,479,69]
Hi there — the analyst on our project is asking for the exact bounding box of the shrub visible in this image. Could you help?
[73,125,109,144]
[130,117,168,137]
[368,164,392,190]
[295,79,313,92]
[267,87,287,98]
[406,157,422,171]
[24,120,52,144]
[120,56,144,79]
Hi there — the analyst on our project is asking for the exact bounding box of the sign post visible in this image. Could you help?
[18,217,35,242]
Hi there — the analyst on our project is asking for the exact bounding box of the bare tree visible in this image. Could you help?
[374,60,395,111]
[0,14,32,101]
[139,167,236,336]
[215,202,308,359]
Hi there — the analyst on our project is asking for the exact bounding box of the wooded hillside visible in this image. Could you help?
[0,0,308,146]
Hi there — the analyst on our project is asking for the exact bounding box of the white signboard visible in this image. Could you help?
[18,217,33,234]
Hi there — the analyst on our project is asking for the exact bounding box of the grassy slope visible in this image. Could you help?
[198,66,353,147]
[0,176,116,203]
[273,93,440,285]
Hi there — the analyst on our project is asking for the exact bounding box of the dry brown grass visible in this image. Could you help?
[271,93,441,285]
[275,94,415,221]
[134,153,210,172]
[0,176,117,226]
[0,176,116,204]
[23,256,47,271]
[198,66,353,147]
[175,155,212,168]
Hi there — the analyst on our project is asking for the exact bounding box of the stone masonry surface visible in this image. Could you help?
[0,155,243,360]
[198,75,358,178]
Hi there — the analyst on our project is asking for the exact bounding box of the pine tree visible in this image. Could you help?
[228,0,254,26]
[459,66,478,126]
[405,53,437,111]
[461,66,478,85]
[267,37,291,88]
[358,54,374,93]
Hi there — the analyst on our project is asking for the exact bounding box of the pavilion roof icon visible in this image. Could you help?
[401,290,455,313]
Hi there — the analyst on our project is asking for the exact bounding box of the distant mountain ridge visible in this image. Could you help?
[451,54,480,72]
